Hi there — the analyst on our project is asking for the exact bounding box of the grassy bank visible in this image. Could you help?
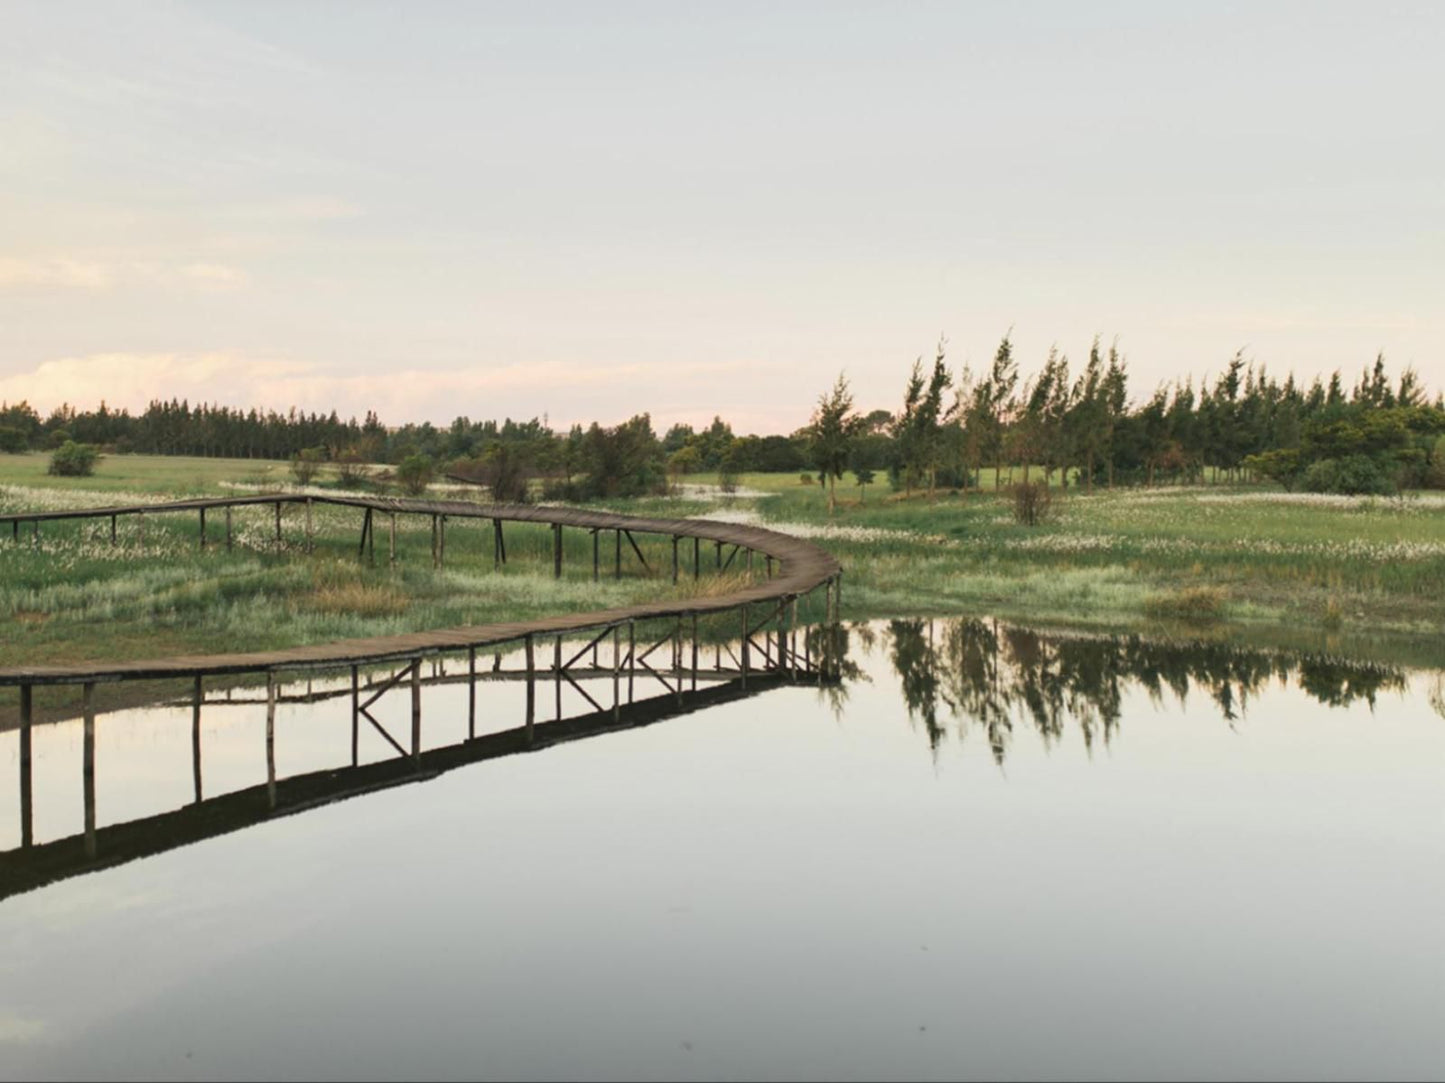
[3,454,1442,686]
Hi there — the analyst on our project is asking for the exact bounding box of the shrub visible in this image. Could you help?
[799,473,814,486]
[1301,455,1396,496]
[1010,480,1052,526]
[1143,586,1226,623]
[290,447,325,486]
[335,447,368,486]
[395,453,435,496]
[47,440,100,477]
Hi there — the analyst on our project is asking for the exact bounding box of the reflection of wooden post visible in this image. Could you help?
[19,684,32,848]
[192,675,203,803]
[524,635,535,739]
[350,665,359,767]
[554,635,563,721]
[266,674,277,809]
[788,597,798,679]
[691,614,699,691]
[627,621,635,702]
[467,646,477,739]
[611,626,621,719]
[83,683,96,858]
[410,660,422,761]
[740,607,750,689]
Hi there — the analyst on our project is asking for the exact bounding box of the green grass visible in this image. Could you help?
[2,455,1443,691]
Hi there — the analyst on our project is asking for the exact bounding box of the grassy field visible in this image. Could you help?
[3,453,1443,689]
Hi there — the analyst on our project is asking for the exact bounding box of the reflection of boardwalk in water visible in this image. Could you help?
[2,653,837,903]
[1,495,848,898]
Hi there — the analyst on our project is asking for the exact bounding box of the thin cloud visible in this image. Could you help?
[0,258,250,293]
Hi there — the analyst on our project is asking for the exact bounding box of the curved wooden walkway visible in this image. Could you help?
[0,494,843,687]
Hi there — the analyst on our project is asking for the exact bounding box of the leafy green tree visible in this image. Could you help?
[808,374,858,514]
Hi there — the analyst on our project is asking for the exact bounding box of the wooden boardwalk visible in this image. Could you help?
[0,494,843,687]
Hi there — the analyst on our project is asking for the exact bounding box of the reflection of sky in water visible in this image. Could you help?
[0,622,1441,1081]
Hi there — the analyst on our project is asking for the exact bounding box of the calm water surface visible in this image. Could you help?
[1,619,1441,1080]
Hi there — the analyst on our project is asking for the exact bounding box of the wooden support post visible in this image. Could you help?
[431,515,439,568]
[11,520,17,542]
[32,519,39,546]
[83,683,96,858]
[137,512,144,547]
[674,618,684,704]
[747,548,753,575]
[305,498,313,553]
[192,675,203,804]
[438,515,446,567]
[693,536,700,580]
[494,519,506,568]
[614,529,622,579]
[110,514,117,546]
[389,513,397,566]
[19,684,32,848]
[410,660,422,761]
[225,507,233,552]
[835,571,843,620]
[358,508,372,560]
[368,510,376,566]
[350,665,360,767]
[274,501,282,547]
[266,674,277,810]
[766,555,773,579]
[715,540,722,569]
[671,536,679,584]
[553,522,562,579]
[199,506,207,550]
[592,529,600,582]
[468,646,477,740]
[524,635,536,737]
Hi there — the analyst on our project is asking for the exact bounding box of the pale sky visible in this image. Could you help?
[1,2,1441,432]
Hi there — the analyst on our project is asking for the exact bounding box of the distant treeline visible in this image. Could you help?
[1,340,1441,497]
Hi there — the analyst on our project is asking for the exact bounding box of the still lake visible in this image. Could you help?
[1,619,1441,1081]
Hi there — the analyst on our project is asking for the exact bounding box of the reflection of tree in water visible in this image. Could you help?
[882,619,1411,764]
[805,622,869,716]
